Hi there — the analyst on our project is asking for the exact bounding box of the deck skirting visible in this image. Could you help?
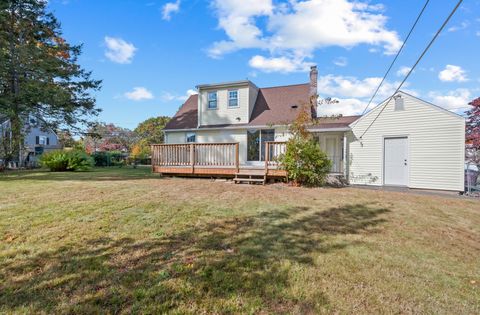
[153,165,287,178]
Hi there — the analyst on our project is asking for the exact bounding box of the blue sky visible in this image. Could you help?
[47,0,480,129]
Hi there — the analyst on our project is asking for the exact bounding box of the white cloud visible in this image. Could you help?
[124,87,154,101]
[209,0,401,71]
[428,88,471,113]
[162,0,181,21]
[396,66,411,77]
[438,65,468,82]
[317,98,368,116]
[104,36,137,64]
[248,55,313,73]
[317,74,399,99]
[447,21,469,32]
[476,31,480,37]
[315,74,405,116]
[333,57,348,67]
[268,1,401,55]
[162,89,197,102]
[208,0,273,58]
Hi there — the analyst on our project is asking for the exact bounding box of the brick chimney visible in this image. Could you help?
[309,65,318,118]
[309,65,318,98]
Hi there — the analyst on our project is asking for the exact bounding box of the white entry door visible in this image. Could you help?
[384,137,408,186]
[325,136,338,172]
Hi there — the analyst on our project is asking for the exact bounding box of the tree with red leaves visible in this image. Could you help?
[82,123,138,154]
[466,97,480,164]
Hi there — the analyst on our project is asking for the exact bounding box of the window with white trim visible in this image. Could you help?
[186,132,196,143]
[38,136,47,145]
[208,92,217,109]
[228,90,238,107]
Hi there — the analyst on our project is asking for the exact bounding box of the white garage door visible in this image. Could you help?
[384,137,408,186]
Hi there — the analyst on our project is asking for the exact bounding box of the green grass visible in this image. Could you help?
[0,167,479,314]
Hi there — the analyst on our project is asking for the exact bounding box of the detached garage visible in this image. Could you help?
[347,91,465,192]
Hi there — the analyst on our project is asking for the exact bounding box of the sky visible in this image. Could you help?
[47,0,480,129]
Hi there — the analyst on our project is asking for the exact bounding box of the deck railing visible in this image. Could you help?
[152,141,343,174]
[152,143,239,171]
[265,141,287,169]
[264,142,343,173]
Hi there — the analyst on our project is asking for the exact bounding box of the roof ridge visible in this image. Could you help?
[260,83,309,90]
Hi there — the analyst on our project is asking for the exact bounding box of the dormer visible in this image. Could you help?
[196,80,259,127]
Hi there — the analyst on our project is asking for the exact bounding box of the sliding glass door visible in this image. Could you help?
[247,129,275,162]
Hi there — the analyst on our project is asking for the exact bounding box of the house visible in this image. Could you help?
[0,115,60,167]
[154,66,465,191]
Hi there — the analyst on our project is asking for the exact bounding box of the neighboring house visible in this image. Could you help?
[155,66,465,191]
[0,115,60,166]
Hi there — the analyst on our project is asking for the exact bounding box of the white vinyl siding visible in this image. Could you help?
[248,85,259,117]
[165,127,291,165]
[165,132,187,144]
[196,82,259,127]
[348,92,465,191]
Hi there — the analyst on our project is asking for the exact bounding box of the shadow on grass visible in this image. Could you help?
[0,167,159,182]
[0,204,390,313]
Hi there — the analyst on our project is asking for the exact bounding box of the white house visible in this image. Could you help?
[0,115,59,167]
[155,66,465,191]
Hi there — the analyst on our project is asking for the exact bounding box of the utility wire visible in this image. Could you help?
[357,0,431,119]
[359,0,464,139]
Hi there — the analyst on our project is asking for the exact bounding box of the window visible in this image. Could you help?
[37,136,47,145]
[228,90,238,107]
[186,132,196,143]
[247,129,275,161]
[394,95,404,111]
[208,92,217,109]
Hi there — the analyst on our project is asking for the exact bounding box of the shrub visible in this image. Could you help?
[279,137,332,186]
[40,150,94,172]
[278,103,332,186]
[92,151,126,167]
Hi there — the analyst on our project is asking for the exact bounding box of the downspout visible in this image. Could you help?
[343,133,348,181]
[196,86,201,128]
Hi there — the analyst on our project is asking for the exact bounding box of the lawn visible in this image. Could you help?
[0,167,479,314]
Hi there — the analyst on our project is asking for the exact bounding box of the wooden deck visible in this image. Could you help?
[151,142,287,179]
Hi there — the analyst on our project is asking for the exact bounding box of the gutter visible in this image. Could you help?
[164,125,351,133]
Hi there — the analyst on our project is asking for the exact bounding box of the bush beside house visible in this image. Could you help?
[279,104,332,186]
[280,136,331,186]
[40,150,94,172]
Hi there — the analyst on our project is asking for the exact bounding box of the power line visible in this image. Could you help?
[359,0,464,139]
[357,0,431,119]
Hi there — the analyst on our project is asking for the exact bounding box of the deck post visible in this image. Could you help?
[190,143,195,174]
[265,142,269,174]
[151,145,154,172]
[235,143,239,172]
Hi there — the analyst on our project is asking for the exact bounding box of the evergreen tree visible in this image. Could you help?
[0,0,101,163]
[466,97,480,164]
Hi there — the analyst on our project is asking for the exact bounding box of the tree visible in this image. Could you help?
[83,122,138,153]
[466,97,480,164]
[134,116,170,155]
[278,104,332,186]
[56,130,76,148]
[0,0,101,164]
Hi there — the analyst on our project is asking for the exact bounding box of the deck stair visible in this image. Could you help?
[234,169,266,185]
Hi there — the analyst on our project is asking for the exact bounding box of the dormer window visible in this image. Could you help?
[208,92,217,109]
[228,90,238,107]
[29,115,37,125]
